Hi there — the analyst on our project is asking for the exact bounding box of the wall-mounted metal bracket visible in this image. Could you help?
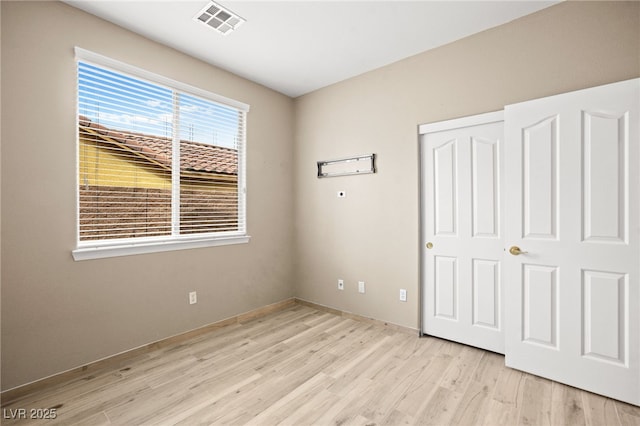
[317,153,376,178]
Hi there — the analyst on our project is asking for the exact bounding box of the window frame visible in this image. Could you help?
[72,48,250,261]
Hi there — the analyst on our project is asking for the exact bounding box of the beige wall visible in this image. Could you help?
[293,1,640,329]
[1,1,295,390]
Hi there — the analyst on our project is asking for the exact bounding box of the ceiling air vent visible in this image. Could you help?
[194,1,246,36]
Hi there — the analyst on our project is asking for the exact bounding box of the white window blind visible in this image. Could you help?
[74,48,249,260]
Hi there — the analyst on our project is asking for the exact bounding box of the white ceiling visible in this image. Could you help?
[64,1,559,98]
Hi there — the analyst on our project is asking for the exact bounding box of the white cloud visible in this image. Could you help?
[146,100,164,108]
[179,104,201,113]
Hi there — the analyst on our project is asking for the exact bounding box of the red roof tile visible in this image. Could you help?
[79,116,237,176]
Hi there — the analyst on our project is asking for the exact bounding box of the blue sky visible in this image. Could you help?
[78,61,241,149]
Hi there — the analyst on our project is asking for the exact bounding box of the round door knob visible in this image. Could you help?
[509,246,527,256]
[426,242,433,249]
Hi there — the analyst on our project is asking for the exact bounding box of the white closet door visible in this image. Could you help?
[420,112,505,354]
[504,78,640,405]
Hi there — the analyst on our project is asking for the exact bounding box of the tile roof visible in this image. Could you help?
[79,116,238,176]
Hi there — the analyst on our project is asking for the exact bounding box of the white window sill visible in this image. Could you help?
[72,235,250,261]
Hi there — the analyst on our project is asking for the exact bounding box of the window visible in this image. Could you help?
[73,48,250,260]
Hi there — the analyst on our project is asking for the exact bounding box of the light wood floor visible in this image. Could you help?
[3,304,640,425]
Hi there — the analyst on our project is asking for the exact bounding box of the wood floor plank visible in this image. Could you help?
[394,351,461,418]
[614,400,640,426]
[274,389,341,426]
[71,411,110,426]
[449,379,492,425]
[304,375,374,425]
[4,303,636,426]
[582,391,622,426]
[550,382,587,426]
[359,362,423,423]
[478,399,520,426]
[388,366,433,418]
[326,379,385,426]
[517,375,553,426]
[146,372,263,425]
[37,376,150,425]
[380,408,415,426]
[367,333,426,384]
[104,385,204,425]
[439,345,484,393]
[472,351,504,387]
[170,372,263,425]
[1,369,126,416]
[414,385,465,425]
[244,372,334,426]
[327,335,396,395]
[459,352,509,426]
[492,362,526,406]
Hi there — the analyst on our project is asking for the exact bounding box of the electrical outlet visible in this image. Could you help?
[358,281,365,294]
[338,279,344,290]
[399,289,407,302]
[189,291,197,305]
